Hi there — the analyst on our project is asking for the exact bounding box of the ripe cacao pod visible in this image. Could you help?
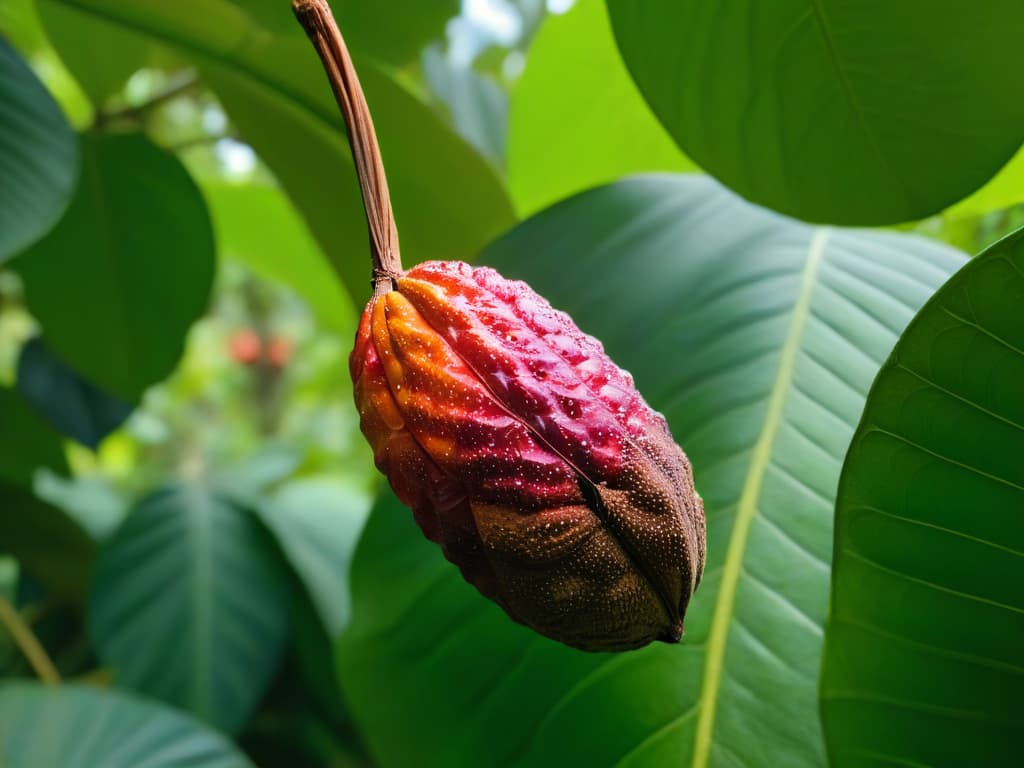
[294,0,705,652]
[350,261,706,651]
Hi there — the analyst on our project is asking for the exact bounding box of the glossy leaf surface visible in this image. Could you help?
[0,35,77,263]
[0,682,255,767]
[821,227,1024,766]
[337,175,964,767]
[89,485,291,733]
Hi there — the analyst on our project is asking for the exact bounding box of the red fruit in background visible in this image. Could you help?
[229,329,262,366]
[266,337,292,369]
[350,261,705,651]
[296,0,706,651]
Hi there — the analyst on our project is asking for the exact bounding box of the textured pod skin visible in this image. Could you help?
[350,261,705,651]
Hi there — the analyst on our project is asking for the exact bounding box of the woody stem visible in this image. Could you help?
[292,0,402,297]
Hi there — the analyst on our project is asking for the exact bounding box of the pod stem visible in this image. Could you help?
[293,0,401,297]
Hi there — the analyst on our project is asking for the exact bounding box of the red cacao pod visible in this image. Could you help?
[349,261,705,651]
[295,0,705,651]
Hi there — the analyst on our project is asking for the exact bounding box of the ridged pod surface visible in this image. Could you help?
[351,260,706,651]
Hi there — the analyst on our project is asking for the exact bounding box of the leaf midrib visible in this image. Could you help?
[185,489,214,719]
[690,228,829,768]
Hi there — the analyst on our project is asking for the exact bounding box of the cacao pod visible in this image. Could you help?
[350,260,706,651]
[294,0,705,652]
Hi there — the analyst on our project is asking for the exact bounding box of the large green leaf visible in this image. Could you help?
[0,682,255,767]
[337,175,964,767]
[15,132,215,402]
[0,35,77,263]
[257,476,373,638]
[605,1,1024,226]
[820,228,1024,766]
[0,387,95,601]
[89,484,291,733]
[48,0,516,304]
[508,0,695,216]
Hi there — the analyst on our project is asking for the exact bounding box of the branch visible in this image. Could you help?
[94,69,200,129]
[0,594,61,685]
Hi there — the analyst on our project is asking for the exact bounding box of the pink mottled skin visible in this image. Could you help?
[351,260,705,652]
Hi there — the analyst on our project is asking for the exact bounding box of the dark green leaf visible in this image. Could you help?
[0,682,255,767]
[16,336,133,449]
[257,476,373,638]
[0,386,67,486]
[0,35,78,263]
[821,227,1024,766]
[0,484,95,602]
[606,0,1024,225]
[90,484,291,733]
[0,387,94,600]
[508,0,695,215]
[15,132,215,401]
[337,175,964,767]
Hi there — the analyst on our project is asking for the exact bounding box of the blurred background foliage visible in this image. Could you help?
[0,0,1022,767]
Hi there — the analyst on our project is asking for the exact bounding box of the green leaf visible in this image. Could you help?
[15,132,215,401]
[257,476,373,638]
[606,1,1024,226]
[0,682,255,767]
[37,0,151,106]
[820,228,1024,766]
[46,0,516,304]
[16,336,133,449]
[201,180,355,335]
[508,0,695,216]
[0,387,95,601]
[337,175,964,767]
[89,484,291,733]
[0,484,95,602]
[0,385,68,486]
[0,35,78,263]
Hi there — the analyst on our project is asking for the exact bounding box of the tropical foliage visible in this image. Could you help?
[0,1,1021,766]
